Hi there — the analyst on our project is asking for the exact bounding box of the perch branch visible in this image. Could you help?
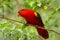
[0,15,60,36]
[0,15,23,23]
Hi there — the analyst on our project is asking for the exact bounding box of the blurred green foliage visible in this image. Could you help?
[0,0,60,40]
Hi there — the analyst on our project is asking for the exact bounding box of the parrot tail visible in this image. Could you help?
[36,27,49,39]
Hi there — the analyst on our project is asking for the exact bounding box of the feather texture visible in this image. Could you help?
[18,8,49,39]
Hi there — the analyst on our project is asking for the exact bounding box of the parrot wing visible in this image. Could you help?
[34,12,44,26]
[34,12,49,39]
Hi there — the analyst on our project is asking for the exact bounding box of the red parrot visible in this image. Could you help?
[18,8,49,39]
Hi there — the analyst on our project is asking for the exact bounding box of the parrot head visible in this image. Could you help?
[18,8,35,17]
[18,8,25,17]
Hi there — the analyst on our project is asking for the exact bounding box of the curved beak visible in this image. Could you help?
[18,13,20,17]
[18,11,20,17]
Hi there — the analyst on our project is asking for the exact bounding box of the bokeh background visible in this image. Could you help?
[0,0,60,40]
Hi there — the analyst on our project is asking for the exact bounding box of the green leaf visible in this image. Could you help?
[21,24,28,30]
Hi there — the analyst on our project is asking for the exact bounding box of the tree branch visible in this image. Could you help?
[0,15,23,23]
[0,15,60,36]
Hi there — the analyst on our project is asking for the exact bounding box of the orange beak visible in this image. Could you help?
[18,10,20,17]
[18,13,20,17]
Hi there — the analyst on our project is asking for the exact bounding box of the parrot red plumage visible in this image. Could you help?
[18,8,49,39]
